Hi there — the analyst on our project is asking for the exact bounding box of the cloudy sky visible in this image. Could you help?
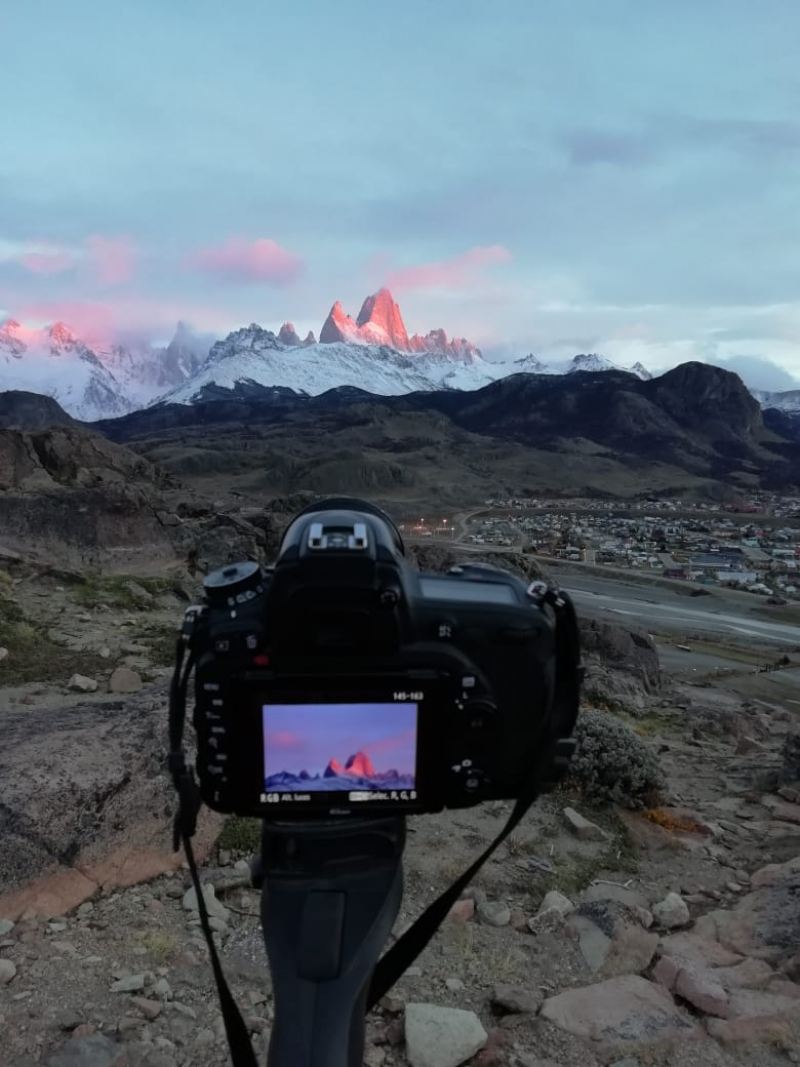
[1,0,799,387]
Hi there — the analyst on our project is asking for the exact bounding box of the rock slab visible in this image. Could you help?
[541,974,700,1049]
[181,882,229,920]
[108,667,142,694]
[44,1033,129,1067]
[652,893,690,930]
[536,890,574,918]
[404,1003,488,1067]
[563,807,606,841]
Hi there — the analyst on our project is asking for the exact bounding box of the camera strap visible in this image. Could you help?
[366,585,582,1007]
[168,629,260,1067]
[168,587,581,1066]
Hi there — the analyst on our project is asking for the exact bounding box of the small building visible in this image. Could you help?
[716,571,757,585]
[663,566,688,580]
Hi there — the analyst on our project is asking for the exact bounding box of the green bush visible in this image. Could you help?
[218,816,261,854]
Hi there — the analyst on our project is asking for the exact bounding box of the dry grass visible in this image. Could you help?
[0,598,109,686]
[643,808,710,835]
[133,930,178,962]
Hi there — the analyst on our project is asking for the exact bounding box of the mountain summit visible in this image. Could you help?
[320,288,410,350]
[319,288,480,361]
[323,751,377,779]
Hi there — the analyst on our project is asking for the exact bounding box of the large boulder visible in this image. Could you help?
[0,685,221,917]
[0,427,177,568]
[699,860,800,967]
[579,619,660,708]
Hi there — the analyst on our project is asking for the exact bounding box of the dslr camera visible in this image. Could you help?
[180,498,580,819]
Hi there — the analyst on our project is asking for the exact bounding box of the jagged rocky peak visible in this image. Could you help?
[568,353,617,373]
[319,300,359,345]
[48,321,79,347]
[160,321,209,381]
[278,322,317,348]
[318,288,481,360]
[513,352,547,372]
[356,288,410,350]
[630,361,653,381]
[278,322,302,346]
[0,318,27,356]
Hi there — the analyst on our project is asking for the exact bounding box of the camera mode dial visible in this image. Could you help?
[203,561,266,609]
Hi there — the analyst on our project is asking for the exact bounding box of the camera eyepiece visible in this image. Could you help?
[281,497,405,556]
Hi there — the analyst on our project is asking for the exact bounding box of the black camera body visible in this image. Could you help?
[186,500,579,819]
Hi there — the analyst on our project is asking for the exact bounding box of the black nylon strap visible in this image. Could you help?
[181,829,260,1067]
[366,746,554,1008]
[169,628,260,1067]
[366,586,582,1008]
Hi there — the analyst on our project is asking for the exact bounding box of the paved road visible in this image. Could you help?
[405,537,799,647]
[566,579,800,647]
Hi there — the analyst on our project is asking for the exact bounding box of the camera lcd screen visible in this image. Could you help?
[261,701,418,806]
[419,577,517,604]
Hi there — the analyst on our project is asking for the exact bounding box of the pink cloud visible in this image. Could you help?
[15,296,230,346]
[86,235,136,285]
[385,245,512,292]
[187,236,303,285]
[17,300,119,344]
[17,244,76,276]
[265,730,302,751]
[363,728,417,756]
[4,235,136,284]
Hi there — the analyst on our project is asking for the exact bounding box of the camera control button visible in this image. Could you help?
[462,699,497,730]
[498,626,537,644]
[462,768,487,795]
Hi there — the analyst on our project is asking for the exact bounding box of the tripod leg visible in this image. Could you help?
[259,818,405,1067]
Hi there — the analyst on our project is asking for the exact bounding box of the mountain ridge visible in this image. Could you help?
[0,318,208,420]
[3,288,798,418]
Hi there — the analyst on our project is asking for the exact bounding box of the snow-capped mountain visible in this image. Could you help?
[161,290,503,404]
[504,351,652,380]
[161,325,504,404]
[752,389,800,414]
[0,319,211,420]
[160,292,664,406]
[0,320,132,421]
[508,353,558,375]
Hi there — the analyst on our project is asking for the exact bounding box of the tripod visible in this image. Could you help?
[253,817,406,1067]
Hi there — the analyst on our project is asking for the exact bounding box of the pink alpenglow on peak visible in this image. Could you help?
[355,288,410,350]
[48,322,79,347]
[319,300,360,345]
[324,752,377,779]
[319,288,481,361]
[344,751,377,778]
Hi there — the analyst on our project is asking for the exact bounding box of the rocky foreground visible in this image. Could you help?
[1,620,799,1067]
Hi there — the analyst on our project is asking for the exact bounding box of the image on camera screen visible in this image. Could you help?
[262,702,417,799]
